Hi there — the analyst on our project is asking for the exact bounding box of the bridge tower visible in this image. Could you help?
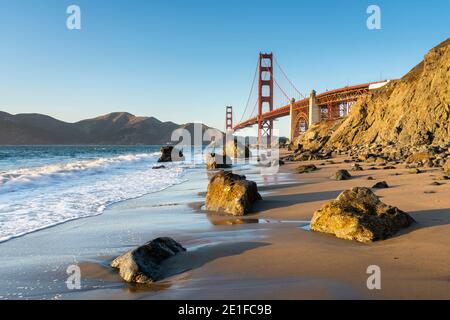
[257,53,274,146]
[225,106,233,131]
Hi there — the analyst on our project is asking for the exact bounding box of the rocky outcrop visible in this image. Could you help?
[331,169,352,181]
[205,170,262,216]
[111,237,186,284]
[311,187,415,243]
[205,153,232,170]
[224,140,252,159]
[327,39,450,149]
[158,146,185,162]
[290,39,450,164]
[292,119,343,152]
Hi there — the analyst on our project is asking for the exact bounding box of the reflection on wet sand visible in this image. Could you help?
[206,216,261,226]
[206,215,310,227]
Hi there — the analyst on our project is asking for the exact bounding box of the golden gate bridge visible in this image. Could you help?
[226,52,389,145]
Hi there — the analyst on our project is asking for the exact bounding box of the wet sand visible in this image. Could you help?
[1,154,449,299]
[79,155,450,299]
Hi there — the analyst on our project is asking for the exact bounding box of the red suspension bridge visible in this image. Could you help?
[226,52,389,145]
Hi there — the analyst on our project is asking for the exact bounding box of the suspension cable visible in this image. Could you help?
[273,76,291,103]
[238,56,259,125]
[274,56,305,99]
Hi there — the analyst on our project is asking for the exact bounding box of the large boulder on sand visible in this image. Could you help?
[224,140,252,159]
[158,146,185,162]
[205,153,232,170]
[311,187,415,243]
[205,170,262,216]
[111,237,186,284]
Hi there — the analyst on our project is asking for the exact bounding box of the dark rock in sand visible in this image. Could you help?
[331,169,352,181]
[372,181,389,189]
[158,146,185,163]
[111,237,186,284]
[383,166,396,170]
[430,181,444,186]
[367,177,375,181]
[311,187,415,243]
[409,168,423,174]
[296,164,318,174]
[205,170,262,216]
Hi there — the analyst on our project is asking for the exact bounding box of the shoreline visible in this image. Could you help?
[1,152,450,299]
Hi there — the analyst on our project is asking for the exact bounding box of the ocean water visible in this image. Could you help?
[0,146,203,243]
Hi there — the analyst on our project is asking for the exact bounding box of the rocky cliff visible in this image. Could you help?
[327,38,450,149]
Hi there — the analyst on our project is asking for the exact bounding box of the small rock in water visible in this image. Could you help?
[372,181,389,189]
[111,237,186,284]
[158,146,185,163]
[330,169,352,181]
[152,165,166,169]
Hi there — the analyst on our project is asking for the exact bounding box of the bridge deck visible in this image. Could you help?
[233,81,383,130]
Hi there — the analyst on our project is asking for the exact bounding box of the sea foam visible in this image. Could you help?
[0,151,188,243]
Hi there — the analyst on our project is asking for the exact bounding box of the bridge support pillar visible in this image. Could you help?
[289,99,298,143]
[309,90,320,127]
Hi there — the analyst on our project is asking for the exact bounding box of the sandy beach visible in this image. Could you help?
[2,151,449,300]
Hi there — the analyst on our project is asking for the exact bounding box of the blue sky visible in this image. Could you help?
[0,0,448,136]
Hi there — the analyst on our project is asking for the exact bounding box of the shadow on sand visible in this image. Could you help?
[252,189,344,212]
[161,241,270,278]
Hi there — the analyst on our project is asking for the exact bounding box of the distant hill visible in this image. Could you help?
[0,111,220,145]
